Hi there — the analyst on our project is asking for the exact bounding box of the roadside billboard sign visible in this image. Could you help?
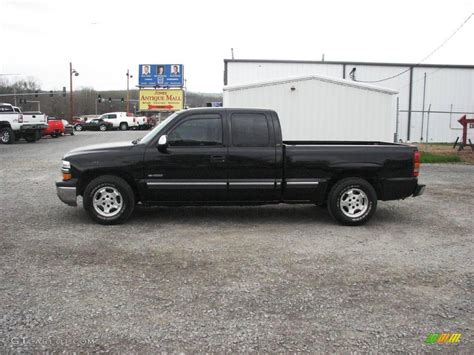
[139,89,184,111]
[139,64,184,87]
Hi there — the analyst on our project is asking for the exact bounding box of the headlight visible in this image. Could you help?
[62,160,71,170]
[61,160,72,181]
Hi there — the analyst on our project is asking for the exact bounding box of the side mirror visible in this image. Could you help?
[157,134,168,152]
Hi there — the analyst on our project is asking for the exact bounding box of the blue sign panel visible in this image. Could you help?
[138,64,184,87]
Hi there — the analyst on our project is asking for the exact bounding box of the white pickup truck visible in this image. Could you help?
[97,112,137,130]
[22,111,48,128]
[0,103,45,143]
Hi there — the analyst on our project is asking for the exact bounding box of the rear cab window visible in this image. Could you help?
[230,113,270,147]
[0,105,14,113]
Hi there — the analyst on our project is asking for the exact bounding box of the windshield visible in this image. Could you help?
[139,113,179,145]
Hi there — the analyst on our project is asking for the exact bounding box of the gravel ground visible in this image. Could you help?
[0,131,472,352]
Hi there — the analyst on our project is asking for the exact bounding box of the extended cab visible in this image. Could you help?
[56,108,425,225]
[0,103,45,143]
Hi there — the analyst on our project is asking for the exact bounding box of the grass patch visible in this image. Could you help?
[420,152,461,163]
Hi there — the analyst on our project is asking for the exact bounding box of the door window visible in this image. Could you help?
[168,117,223,147]
[108,114,117,119]
[231,113,270,147]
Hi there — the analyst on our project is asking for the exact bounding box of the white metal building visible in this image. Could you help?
[224,59,474,143]
[224,75,398,142]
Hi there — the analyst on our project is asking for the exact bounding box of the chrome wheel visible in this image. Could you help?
[339,187,368,218]
[92,186,123,217]
[99,125,107,131]
[1,130,10,143]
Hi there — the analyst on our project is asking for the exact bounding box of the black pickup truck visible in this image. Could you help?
[56,108,425,225]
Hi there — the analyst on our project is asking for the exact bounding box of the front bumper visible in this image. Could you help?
[56,179,78,206]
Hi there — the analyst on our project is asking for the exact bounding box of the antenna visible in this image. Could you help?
[231,48,235,59]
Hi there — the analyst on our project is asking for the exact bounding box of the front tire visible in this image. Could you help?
[75,124,83,131]
[99,124,107,131]
[327,177,377,226]
[83,175,135,225]
[119,122,128,131]
[0,127,14,144]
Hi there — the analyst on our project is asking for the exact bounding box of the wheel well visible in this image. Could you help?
[0,122,12,129]
[325,172,382,201]
[78,170,140,201]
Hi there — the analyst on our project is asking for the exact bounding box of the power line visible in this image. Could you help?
[355,13,473,83]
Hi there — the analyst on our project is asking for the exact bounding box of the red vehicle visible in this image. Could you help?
[43,118,65,138]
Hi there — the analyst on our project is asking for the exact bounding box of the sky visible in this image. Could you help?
[1,0,473,93]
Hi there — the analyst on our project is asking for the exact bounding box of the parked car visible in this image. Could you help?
[73,119,86,131]
[56,108,425,226]
[0,103,44,143]
[80,118,113,131]
[43,118,65,138]
[98,112,138,130]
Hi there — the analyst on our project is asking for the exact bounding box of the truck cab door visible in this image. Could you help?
[226,111,280,202]
[143,113,228,202]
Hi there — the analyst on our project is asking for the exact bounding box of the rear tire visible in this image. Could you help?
[327,177,377,226]
[24,133,36,142]
[119,122,128,131]
[51,133,59,138]
[83,175,135,225]
[0,127,14,144]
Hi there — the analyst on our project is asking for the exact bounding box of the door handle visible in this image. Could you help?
[210,155,226,163]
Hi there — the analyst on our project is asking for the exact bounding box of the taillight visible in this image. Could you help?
[18,114,23,123]
[413,150,420,177]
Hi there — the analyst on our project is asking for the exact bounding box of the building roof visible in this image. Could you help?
[224,58,474,69]
[223,74,399,95]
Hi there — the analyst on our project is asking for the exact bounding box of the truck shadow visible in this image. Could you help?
[63,203,409,227]
[130,204,335,226]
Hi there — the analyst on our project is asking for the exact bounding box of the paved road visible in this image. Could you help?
[0,132,472,352]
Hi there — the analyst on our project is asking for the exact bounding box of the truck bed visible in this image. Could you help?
[283,140,402,146]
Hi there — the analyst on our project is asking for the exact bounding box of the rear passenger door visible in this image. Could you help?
[227,111,279,202]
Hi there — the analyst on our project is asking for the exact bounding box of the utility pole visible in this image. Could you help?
[126,69,133,114]
[69,62,79,122]
[420,72,427,141]
[184,78,187,108]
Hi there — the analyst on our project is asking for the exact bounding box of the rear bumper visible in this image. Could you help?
[20,124,48,131]
[412,184,425,197]
[56,179,78,206]
[380,177,425,201]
